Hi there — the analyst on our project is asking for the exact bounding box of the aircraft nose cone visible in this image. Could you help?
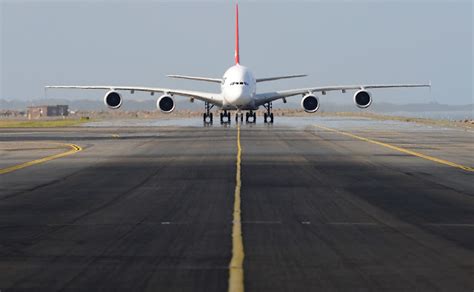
[227,88,244,103]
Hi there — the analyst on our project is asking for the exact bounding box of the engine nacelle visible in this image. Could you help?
[157,95,175,113]
[301,94,320,113]
[353,90,372,109]
[103,90,123,109]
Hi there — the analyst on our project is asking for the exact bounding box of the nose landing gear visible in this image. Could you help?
[235,112,244,123]
[263,102,274,124]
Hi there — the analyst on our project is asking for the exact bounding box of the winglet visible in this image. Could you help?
[235,3,240,64]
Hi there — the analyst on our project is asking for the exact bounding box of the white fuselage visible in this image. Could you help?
[221,64,257,110]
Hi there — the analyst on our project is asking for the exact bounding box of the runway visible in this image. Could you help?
[0,116,473,291]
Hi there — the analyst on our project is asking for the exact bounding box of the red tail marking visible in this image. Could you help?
[235,4,240,64]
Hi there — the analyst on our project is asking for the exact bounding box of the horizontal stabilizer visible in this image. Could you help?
[167,75,222,83]
[256,74,307,83]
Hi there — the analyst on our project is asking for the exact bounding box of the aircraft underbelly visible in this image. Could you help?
[221,97,257,110]
[221,104,258,111]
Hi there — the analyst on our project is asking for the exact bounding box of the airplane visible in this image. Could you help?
[46,4,430,125]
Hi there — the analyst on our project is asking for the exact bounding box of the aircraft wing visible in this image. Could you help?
[254,83,431,106]
[45,85,223,106]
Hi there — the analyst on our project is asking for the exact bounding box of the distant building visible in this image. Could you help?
[27,105,69,119]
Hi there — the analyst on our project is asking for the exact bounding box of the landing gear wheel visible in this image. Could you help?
[263,102,274,124]
[203,112,213,125]
[203,102,214,125]
[220,111,231,125]
[235,113,244,123]
[246,112,256,124]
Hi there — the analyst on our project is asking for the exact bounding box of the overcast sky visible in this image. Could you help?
[1,0,472,105]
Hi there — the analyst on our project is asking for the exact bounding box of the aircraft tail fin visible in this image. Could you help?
[235,4,240,64]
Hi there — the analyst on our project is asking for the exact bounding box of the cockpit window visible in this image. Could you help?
[230,81,248,86]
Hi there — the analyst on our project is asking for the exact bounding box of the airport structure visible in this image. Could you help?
[27,105,69,119]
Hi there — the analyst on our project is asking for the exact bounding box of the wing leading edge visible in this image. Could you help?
[254,83,431,106]
[45,85,223,106]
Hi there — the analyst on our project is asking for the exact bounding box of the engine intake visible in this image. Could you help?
[104,91,123,109]
[301,94,320,113]
[353,90,372,108]
[157,95,175,113]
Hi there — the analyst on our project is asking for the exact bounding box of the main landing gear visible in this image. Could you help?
[263,102,274,124]
[203,103,274,125]
[245,111,257,123]
[220,110,231,124]
[203,102,214,125]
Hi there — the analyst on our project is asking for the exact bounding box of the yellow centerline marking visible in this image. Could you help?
[229,125,244,292]
[314,124,474,172]
[0,143,82,175]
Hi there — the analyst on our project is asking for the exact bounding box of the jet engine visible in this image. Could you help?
[103,90,123,109]
[353,90,372,109]
[157,95,175,113]
[301,94,320,113]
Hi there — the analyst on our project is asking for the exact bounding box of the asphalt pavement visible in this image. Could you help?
[0,116,473,291]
